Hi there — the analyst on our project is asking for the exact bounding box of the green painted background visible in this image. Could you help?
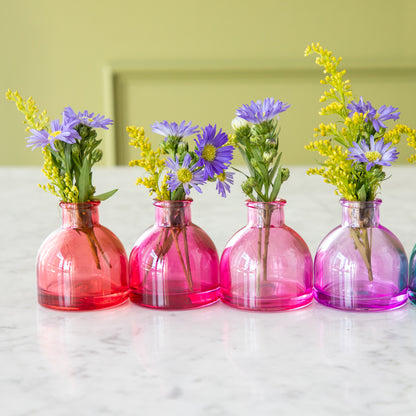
[2,0,416,166]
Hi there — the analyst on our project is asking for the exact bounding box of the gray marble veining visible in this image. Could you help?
[1,166,416,415]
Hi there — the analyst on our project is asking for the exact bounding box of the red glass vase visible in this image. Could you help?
[220,200,313,311]
[129,200,220,309]
[37,201,129,310]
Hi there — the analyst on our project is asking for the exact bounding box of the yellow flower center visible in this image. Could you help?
[365,151,382,162]
[201,144,217,162]
[177,168,193,183]
[49,130,61,138]
[218,172,226,182]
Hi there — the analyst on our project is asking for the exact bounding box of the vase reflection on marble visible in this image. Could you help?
[37,201,129,310]
[220,200,313,311]
[314,199,408,311]
[129,200,220,309]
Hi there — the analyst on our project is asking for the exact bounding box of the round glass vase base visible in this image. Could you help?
[314,281,408,312]
[38,285,130,311]
[129,287,220,310]
[220,281,313,312]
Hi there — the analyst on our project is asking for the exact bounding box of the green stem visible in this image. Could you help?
[256,225,263,296]
[171,228,193,291]
[262,205,272,282]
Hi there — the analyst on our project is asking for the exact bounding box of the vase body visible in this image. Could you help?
[129,200,220,309]
[220,200,313,311]
[314,199,408,311]
[37,202,129,310]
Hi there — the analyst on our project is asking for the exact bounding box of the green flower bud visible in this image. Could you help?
[177,141,189,154]
[262,152,274,163]
[93,149,103,163]
[246,177,257,187]
[164,136,180,153]
[79,125,90,139]
[88,136,98,147]
[249,135,262,145]
[265,138,277,149]
[159,140,168,153]
[71,143,81,157]
[89,129,97,140]
[231,117,250,131]
[281,167,290,182]
[241,179,254,195]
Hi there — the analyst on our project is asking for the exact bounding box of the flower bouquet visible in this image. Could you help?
[127,121,234,309]
[7,90,129,310]
[219,98,313,311]
[305,43,415,310]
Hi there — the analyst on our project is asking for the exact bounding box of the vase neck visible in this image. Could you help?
[341,199,381,228]
[154,200,192,227]
[60,201,100,228]
[246,200,286,227]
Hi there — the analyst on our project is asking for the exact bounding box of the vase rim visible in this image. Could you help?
[340,198,382,207]
[153,198,193,207]
[246,199,286,208]
[59,200,101,208]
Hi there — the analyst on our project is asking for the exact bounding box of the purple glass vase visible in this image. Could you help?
[220,200,313,311]
[314,199,408,311]
[129,200,220,309]
[37,201,129,310]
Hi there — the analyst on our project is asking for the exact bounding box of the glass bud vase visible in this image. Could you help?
[129,200,220,309]
[314,199,408,311]
[37,201,129,310]
[220,200,313,311]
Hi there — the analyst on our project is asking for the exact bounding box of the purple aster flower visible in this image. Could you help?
[151,120,199,139]
[166,154,206,195]
[347,136,399,171]
[194,124,234,179]
[215,171,234,198]
[347,97,376,121]
[372,105,400,132]
[236,98,290,124]
[347,97,400,132]
[62,107,113,129]
[26,119,77,151]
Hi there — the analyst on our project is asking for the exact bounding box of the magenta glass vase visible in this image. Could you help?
[129,200,220,309]
[37,201,129,310]
[220,200,313,311]
[314,199,408,311]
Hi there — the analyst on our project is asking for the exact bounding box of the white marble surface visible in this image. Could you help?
[2,166,416,416]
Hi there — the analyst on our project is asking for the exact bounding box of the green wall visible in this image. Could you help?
[2,0,416,166]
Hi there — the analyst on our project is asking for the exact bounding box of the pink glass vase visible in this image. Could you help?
[314,199,408,311]
[129,200,220,309]
[220,200,313,311]
[37,201,129,310]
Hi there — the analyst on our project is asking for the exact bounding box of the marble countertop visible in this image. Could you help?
[2,166,416,416]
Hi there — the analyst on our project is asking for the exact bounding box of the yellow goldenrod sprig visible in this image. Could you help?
[305,139,357,200]
[380,123,416,161]
[127,125,170,200]
[305,42,352,119]
[39,148,79,202]
[6,89,49,132]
